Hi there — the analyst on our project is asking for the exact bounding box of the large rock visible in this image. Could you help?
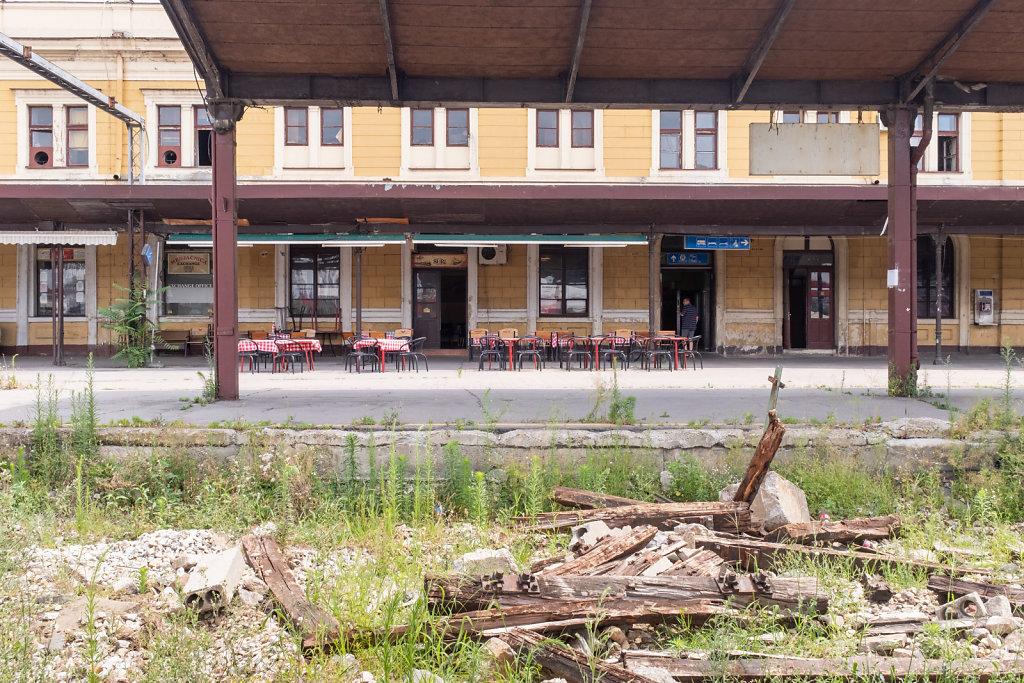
[452,548,518,576]
[719,472,810,532]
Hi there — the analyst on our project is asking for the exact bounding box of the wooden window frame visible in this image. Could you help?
[320,107,344,146]
[816,111,839,123]
[157,105,182,167]
[194,105,212,167]
[937,113,959,173]
[539,246,589,317]
[659,110,682,170]
[536,109,559,148]
[284,107,308,146]
[35,249,87,317]
[571,110,594,148]
[65,106,88,167]
[28,105,54,167]
[411,108,434,146]
[446,108,469,147]
[781,110,802,124]
[694,110,717,170]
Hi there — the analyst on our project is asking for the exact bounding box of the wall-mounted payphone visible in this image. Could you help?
[974,289,995,326]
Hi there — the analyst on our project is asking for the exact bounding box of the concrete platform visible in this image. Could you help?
[0,351,1020,427]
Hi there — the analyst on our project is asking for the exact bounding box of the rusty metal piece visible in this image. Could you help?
[517,573,540,594]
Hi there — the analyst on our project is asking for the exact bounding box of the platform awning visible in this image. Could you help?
[413,234,648,247]
[0,230,118,245]
[167,233,406,247]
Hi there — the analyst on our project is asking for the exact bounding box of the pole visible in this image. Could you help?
[50,246,57,364]
[211,120,239,400]
[933,232,944,364]
[648,231,658,338]
[55,244,65,366]
[355,247,363,336]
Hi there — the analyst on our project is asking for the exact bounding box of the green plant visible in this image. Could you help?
[98,275,168,368]
[138,566,150,594]
[471,471,488,523]
[196,338,218,405]
[69,354,98,460]
[0,354,18,390]
[742,412,755,425]
[888,362,918,397]
[607,371,636,426]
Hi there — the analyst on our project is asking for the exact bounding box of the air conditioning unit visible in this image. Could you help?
[478,245,507,265]
[29,146,52,168]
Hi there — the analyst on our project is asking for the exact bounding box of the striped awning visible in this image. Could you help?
[0,230,118,246]
[167,234,405,247]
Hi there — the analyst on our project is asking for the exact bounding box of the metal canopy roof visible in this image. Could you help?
[161,0,1024,109]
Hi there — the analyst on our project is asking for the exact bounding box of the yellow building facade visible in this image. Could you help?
[1,2,1023,356]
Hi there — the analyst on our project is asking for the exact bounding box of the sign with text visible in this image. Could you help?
[413,253,467,268]
[167,251,211,275]
[36,248,86,261]
[684,236,750,250]
[664,252,711,266]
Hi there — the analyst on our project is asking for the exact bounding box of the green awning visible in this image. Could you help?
[167,234,405,247]
[413,234,647,247]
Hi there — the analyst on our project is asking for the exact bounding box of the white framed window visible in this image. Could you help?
[273,106,353,175]
[400,106,478,174]
[771,110,851,124]
[143,90,210,177]
[527,109,604,176]
[649,110,727,178]
[912,112,970,175]
[15,90,98,177]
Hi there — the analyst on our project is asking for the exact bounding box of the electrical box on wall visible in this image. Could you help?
[974,289,995,326]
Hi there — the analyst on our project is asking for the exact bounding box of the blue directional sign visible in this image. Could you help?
[684,236,750,250]
[664,252,710,266]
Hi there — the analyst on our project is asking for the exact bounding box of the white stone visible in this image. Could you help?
[985,595,1013,618]
[981,634,1002,650]
[482,637,515,668]
[112,577,138,595]
[570,521,612,552]
[659,470,675,491]
[182,546,244,613]
[237,588,263,607]
[982,616,1018,636]
[410,670,444,683]
[240,575,269,596]
[452,548,518,576]
[721,472,810,532]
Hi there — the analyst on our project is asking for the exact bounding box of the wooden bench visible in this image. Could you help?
[158,329,189,356]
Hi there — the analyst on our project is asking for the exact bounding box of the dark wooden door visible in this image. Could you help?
[414,270,441,347]
[805,267,834,349]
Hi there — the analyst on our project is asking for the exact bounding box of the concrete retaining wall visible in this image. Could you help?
[0,417,1003,477]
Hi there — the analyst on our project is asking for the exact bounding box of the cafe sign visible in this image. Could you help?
[413,253,467,268]
[168,251,211,274]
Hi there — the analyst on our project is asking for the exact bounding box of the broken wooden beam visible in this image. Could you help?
[862,573,894,603]
[621,652,1024,681]
[697,536,989,578]
[518,501,755,534]
[535,574,828,615]
[927,575,1024,615]
[552,486,644,509]
[764,515,902,545]
[240,535,341,651]
[502,627,661,683]
[733,408,786,503]
[543,526,658,576]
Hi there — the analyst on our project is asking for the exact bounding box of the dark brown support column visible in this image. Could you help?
[355,247,363,336]
[648,232,659,338]
[211,106,241,400]
[933,232,944,364]
[886,108,918,395]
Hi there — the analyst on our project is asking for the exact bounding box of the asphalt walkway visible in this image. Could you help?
[0,351,1021,427]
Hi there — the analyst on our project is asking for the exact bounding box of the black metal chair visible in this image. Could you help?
[274,339,306,373]
[680,335,704,370]
[641,336,674,371]
[563,336,593,371]
[515,335,545,370]
[399,337,429,372]
[238,339,260,374]
[597,336,629,370]
[478,335,505,370]
[345,337,380,373]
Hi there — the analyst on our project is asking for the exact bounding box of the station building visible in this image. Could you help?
[0,1,1022,357]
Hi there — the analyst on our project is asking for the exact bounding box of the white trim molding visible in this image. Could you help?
[14,89,99,179]
[648,109,728,181]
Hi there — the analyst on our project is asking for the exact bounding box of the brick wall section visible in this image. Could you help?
[358,244,402,309]
[237,246,275,309]
[235,106,275,177]
[94,235,130,346]
[725,237,773,310]
[847,236,888,350]
[602,245,648,310]
[0,244,16,346]
[478,109,527,177]
[479,245,527,309]
[603,110,651,178]
[726,110,768,179]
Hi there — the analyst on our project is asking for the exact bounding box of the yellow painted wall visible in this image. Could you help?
[725,237,773,309]
[0,81,16,174]
[479,245,527,309]
[603,110,651,178]
[95,236,131,346]
[352,107,401,177]
[846,236,888,350]
[726,110,769,179]
[0,244,15,347]
[357,244,402,311]
[478,108,526,177]
[30,321,87,346]
[238,247,275,309]
[236,106,275,177]
[603,245,648,310]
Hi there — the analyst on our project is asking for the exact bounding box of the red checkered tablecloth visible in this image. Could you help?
[238,339,322,353]
[353,338,409,352]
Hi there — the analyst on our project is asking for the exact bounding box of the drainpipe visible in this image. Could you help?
[933,227,944,364]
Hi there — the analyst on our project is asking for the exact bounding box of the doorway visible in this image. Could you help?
[413,250,468,349]
[783,251,834,350]
[660,253,714,348]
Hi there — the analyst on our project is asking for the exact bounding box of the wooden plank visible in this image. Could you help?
[661,548,726,577]
[927,575,1024,614]
[518,501,755,534]
[535,574,828,615]
[734,408,786,503]
[551,486,644,509]
[621,653,1024,680]
[764,515,902,545]
[698,537,989,578]
[502,628,661,683]
[543,526,658,576]
[240,535,341,651]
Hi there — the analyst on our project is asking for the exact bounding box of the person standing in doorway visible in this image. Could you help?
[679,297,698,349]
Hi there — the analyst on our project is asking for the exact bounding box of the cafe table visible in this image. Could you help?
[352,337,410,372]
